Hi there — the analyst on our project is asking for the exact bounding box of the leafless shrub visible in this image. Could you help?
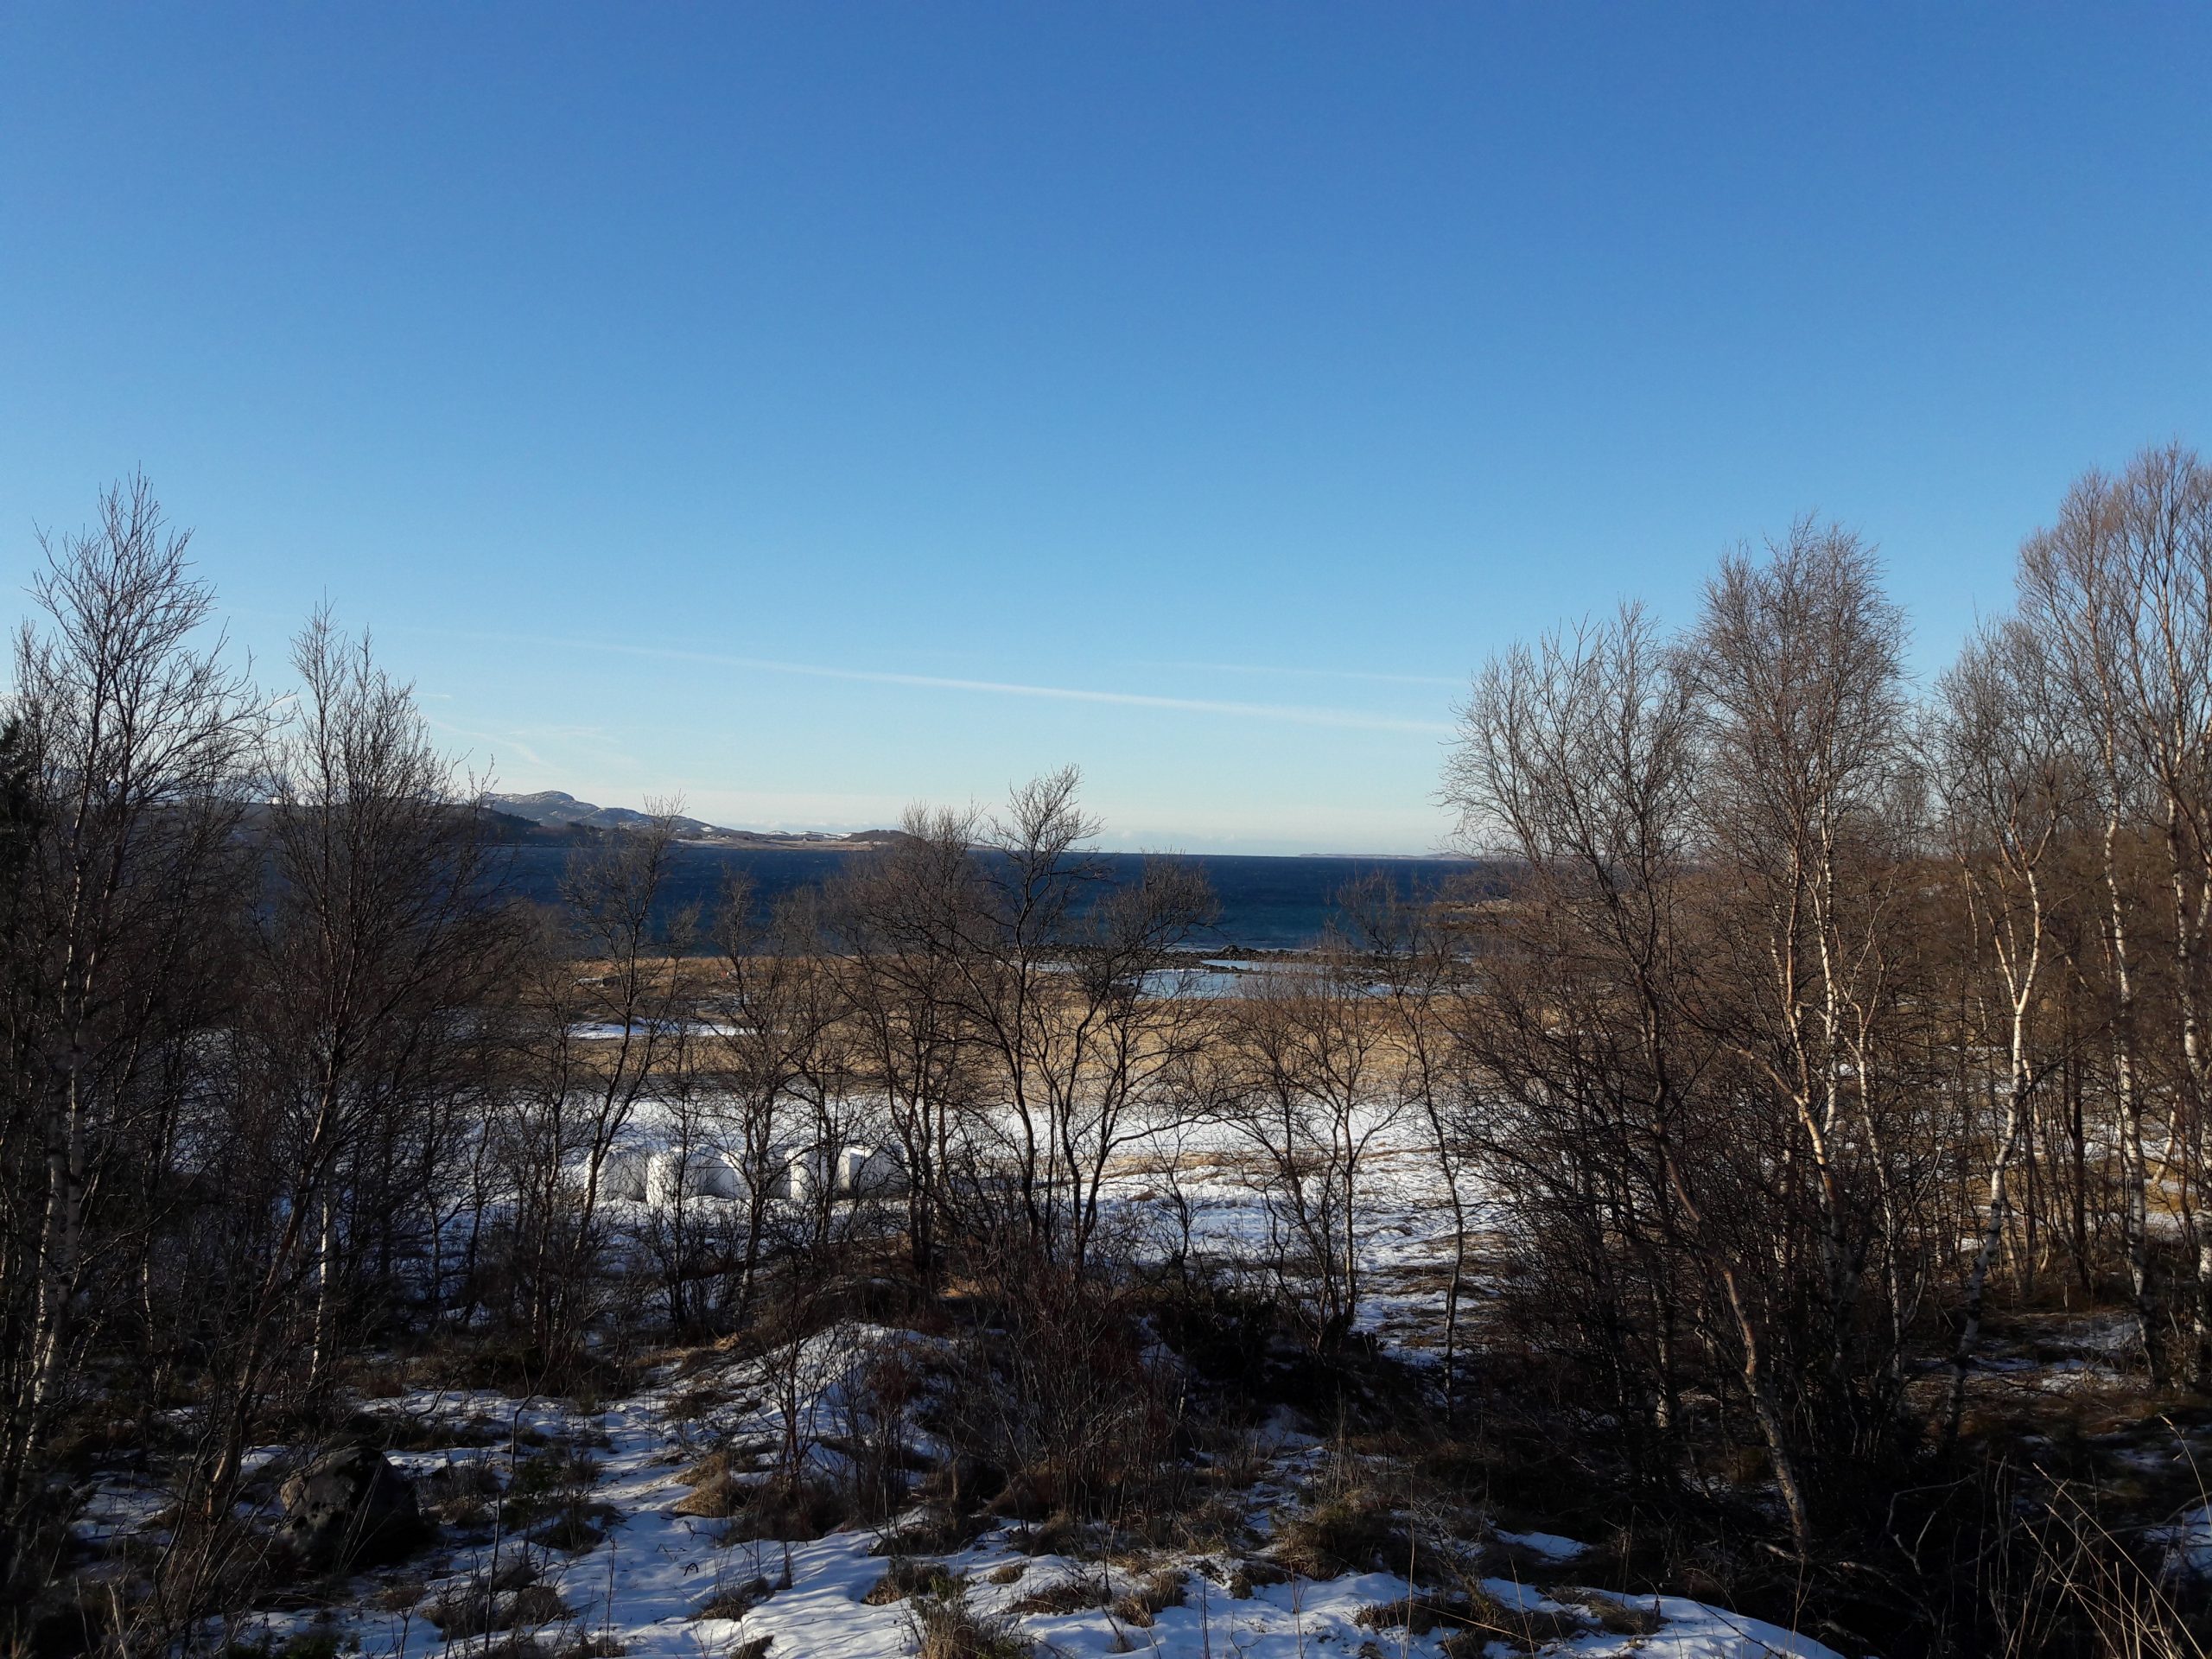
[943,1265,1180,1522]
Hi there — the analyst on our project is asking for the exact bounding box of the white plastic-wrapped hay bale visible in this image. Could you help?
[779,1147,830,1204]
[692,1152,744,1199]
[598,1149,651,1203]
[645,1148,743,1205]
[836,1145,908,1198]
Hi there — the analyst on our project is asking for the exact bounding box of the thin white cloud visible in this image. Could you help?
[413,627,1455,735]
[423,716,545,768]
[1134,658,1465,689]
[505,722,620,743]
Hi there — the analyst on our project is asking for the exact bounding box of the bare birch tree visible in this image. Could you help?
[0,477,257,1603]
[1932,619,2083,1437]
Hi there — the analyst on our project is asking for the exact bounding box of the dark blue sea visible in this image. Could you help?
[498,844,1491,952]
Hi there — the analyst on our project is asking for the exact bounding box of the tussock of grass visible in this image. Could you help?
[507,1585,570,1628]
[352,1408,503,1451]
[874,1507,988,1556]
[863,1558,963,1605]
[988,1471,1064,1522]
[420,1455,503,1529]
[531,1506,617,1551]
[692,1575,771,1619]
[672,1440,774,1488]
[486,1555,541,1592]
[663,1382,749,1424]
[1273,1493,1408,1579]
[1161,1492,1250,1554]
[679,1474,846,1541]
[671,1473,747,1517]
[1227,1557,1291,1599]
[425,1458,503,1497]
[1357,1592,1485,1635]
[1558,1588,1662,1635]
[1358,1587,1605,1656]
[911,1593,1032,1659]
[426,1580,569,1637]
[1440,1601,1592,1656]
[721,1479,848,1541]
[1007,1573,1107,1616]
[1005,1511,1091,1559]
[223,1632,341,1659]
[372,1579,428,1613]
[499,1447,602,1529]
[1109,1567,1185,1627]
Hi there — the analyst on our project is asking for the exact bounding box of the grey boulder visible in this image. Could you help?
[277,1444,425,1567]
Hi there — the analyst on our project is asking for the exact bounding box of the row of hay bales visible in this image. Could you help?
[599,1143,908,1207]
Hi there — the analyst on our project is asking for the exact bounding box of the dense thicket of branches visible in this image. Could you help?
[1439,448,2212,1643]
[5,449,2212,1654]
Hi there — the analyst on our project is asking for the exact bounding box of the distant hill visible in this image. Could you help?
[490,791,719,836]
[486,791,901,849]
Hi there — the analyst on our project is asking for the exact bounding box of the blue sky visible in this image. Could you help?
[3,5,2209,852]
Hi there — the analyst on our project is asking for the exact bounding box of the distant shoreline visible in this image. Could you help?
[665,840,1479,860]
[490,787,1472,861]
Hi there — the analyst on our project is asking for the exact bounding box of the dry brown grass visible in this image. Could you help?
[873,1507,988,1557]
[1226,1556,1291,1599]
[690,1575,769,1620]
[1273,1492,1409,1579]
[671,1440,774,1488]
[910,1594,1032,1659]
[862,1559,963,1605]
[1005,1511,1092,1559]
[1561,1589,1663,1635]
[671,1475,747,1517]
[1357,1581,1630,1656]
[426,1579,570,1638]
[662,1382,751,1424]
[723,1480,849,1542]
[372,1578,428,1613]
[1356,1591,1486,1636]
[1007,1573,1108,1616]
[1109,1567,1186,1627]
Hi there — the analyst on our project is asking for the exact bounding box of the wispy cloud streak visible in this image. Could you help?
[414,628,1456,734]
[1135,658,1465,689]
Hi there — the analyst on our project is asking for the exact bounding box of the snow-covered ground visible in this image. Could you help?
[218,1341,1844,1659]
[72,1107,1867,1658]
[137,1151,1852,1659]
